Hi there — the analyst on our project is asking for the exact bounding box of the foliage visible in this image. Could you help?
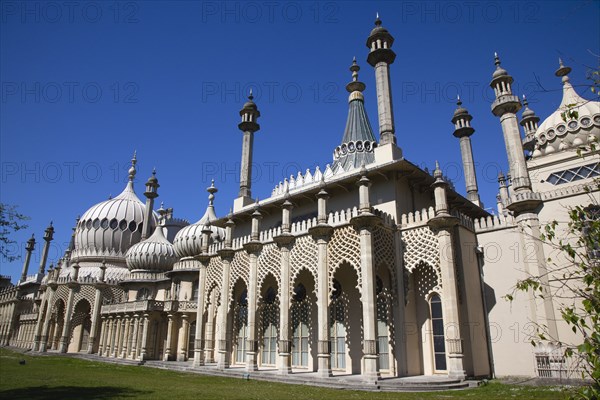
[0,203,30,263]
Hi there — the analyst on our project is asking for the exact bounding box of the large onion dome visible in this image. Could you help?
[125,225,177,272]
[532,60,600,157]
[72,153,156,261]
[173,180,225,258]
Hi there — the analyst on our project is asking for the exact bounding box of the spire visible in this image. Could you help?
[200,179,219,223]
[520,95,540,145]
[332,59,377,171]
[451,98,481,207]
[128,150,137,182]
[237,91,261,201]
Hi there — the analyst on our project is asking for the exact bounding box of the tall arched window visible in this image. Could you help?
[430,293,446,372]
[291,283,309,367]
[330,279,346,369]
[376,276,390,370]
[235,289,248,364]
[261,287,277,366]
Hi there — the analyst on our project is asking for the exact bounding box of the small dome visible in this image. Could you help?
[173,181,225,258]
[126,225,177,272]
[533,64,600,157]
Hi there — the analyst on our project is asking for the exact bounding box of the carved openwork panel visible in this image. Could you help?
[403,227,440,276]
[328,226,362,292]
[290,235,317,287]
[229,251,249,299]
[206,256,223,293]
[258,243,281,288]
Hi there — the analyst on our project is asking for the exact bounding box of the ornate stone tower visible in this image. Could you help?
[235,91,261,211]
[451,97,482,207]
[142,168,160,240]
[366,14,397,147]
[490,54,558,339]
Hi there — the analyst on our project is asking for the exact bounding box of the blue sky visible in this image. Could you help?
[1,0,599,281]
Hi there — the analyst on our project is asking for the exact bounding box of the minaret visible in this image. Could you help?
[38,222,55,274]
[451,96,482,208]
[520,95,540,155]
[366,14,397,147]
[20,234,36,283]
[142,168,159,240]
[490,53,532,195]
[235,90,260,210]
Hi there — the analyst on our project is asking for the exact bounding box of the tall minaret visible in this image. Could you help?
[236,91,260,208]
[142,168,159,240]
[20,234,36,283]
[490,53,532,194]
[451,96,482,208]
[520,95,540,156]
[366,14,397,147]
[38,222,55,274]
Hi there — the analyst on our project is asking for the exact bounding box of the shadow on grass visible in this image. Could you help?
[0,385,150,399]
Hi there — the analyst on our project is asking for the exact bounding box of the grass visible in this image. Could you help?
[0,348,572,399]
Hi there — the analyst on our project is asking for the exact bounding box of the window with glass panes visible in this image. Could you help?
[291,284,309,368]
[330,280,346,370]
[430,294,446,371]
[235,290,248,364]
[261,287,278,366]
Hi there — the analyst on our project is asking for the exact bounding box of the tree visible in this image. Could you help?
[0,203,30,263]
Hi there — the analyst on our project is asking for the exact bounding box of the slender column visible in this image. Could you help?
[351,173,381,381]
[309,187,333,377]
[428,165,466,379]
[194,228,211,366]
[216,250,233,369]
[237,92,261,199]
[121,316,131,358]
[243,207,263,372]
[204,298,216,364]
[20,235,36,283]
[178,314,189,361]
[112,316,123,357]
[33,288,52,351]
[164,314,175,361]
[59,266,79,353]
[142,170,159,239]
[275,198,294,374]
[129,315,139,359]
[139,313,150,360]
[98,317,107,356]
[88,262,106,354]
[38,223,55,274]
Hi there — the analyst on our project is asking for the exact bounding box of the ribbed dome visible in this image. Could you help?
[173,181,225,258]
[126,225,177,271]
[532,65,600,158]
[72,180,156,261]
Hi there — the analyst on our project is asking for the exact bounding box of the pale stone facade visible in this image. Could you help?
[1,18,599,382]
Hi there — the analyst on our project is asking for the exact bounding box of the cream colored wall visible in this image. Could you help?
[477,226,538,377]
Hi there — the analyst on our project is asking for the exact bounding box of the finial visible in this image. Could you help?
[375,12,381,26]
[108,194,112,200]
[128,151,137,181]
[555,57,572,79]
[494,52,501,66]
[456,94,462,107]
[159,201,165,209]
[248,88,254,101]
[522,94,528,107]
[228,207,233,219]
[350,57,360,81]
[207,179,218,205]
[433,161,443,180]
[152,167,156,175]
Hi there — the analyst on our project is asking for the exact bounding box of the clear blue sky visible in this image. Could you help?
[1,1,599,281]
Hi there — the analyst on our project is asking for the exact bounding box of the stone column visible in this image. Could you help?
[351,173,381,381]
[164,314,175,361]
[309,187,333,378]
[140,313,150,360]
[274,198,294,374]
[194,229,211,367]
[121,316,131,358]
[33,287,52,351]
[204,298,216,364]
[216,249,234,369]
[428,165,466,379]
[105,317,115,356]
[112,316,122,357]
[38,223,55,275]
[20,235,36,283]
[129,314,139,359]
[98,317,107,356]
[58,265,79,353]
[177,314,189,361]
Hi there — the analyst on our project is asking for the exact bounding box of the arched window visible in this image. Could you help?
[235,290,248,364]
[376,275,390,370]
[261,287,277,366]
[292,283,309,367]
[330,279,346,369]
[430,293,447,372]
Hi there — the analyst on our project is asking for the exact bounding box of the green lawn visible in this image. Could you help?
[0,348,570,399]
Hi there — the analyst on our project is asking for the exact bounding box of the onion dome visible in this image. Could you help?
[173,180,225,258]
[532,59,600,157]
[492,52,508,79]
[332,58,377,171]
[72,152,156,261]
[125,225,177,272]
[366,14,396,67]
